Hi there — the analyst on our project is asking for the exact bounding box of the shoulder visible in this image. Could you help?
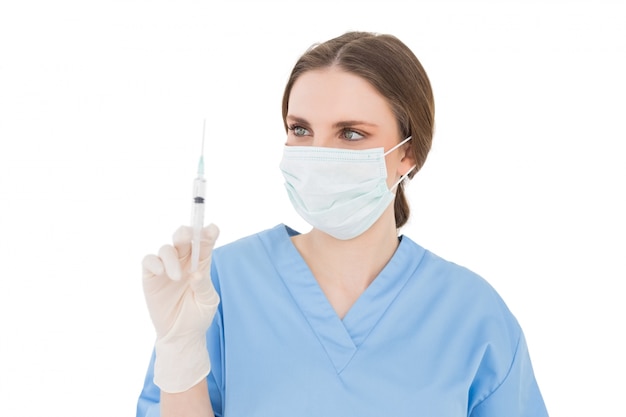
[401,235,522,343]
[213,224,289,258]
[403,237,531,399]
[211,224,300,281]
[402,235,503,297]
[209,225,291,294]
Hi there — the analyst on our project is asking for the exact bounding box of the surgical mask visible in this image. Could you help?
[279,136,416,240]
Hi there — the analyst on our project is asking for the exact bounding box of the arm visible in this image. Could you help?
[138,224,221,417]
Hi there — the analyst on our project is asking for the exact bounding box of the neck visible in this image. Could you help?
[292,206,400,289]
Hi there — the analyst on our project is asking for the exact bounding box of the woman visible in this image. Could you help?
[137,31,548,416]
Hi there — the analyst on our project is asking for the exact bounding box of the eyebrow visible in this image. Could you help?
[286,115,379,129]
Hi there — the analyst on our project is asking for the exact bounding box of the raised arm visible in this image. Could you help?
[140,224,220,417]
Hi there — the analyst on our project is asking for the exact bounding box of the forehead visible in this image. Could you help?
[288,67,395,125]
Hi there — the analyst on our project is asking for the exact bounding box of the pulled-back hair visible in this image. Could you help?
[281,31,435,228]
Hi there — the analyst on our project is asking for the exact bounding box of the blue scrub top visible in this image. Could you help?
[137,224,548,416]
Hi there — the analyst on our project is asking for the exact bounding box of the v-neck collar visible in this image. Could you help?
[259,224,426,374]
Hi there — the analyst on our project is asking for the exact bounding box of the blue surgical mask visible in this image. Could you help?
[279,136,415,240]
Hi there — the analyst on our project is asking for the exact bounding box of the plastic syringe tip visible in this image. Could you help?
[198,155,205,176]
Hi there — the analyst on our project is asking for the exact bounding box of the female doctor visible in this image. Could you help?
[137,31,549,416]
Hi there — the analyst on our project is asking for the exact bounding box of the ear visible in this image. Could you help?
[398,142,417,177]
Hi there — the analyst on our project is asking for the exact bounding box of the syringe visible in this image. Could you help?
[190,119,207,273]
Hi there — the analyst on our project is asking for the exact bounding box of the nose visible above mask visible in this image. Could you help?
[279,136,416,240]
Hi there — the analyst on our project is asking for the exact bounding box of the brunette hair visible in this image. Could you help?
[281,31,435,228]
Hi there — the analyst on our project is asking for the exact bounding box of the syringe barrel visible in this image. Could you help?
[191,202,204,229]
[190,176,206,272]
[193,176,206,201]
[191,177,206,229]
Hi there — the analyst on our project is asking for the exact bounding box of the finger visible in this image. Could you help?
[202,223,220,244]
[142,254,164,278]
[172,225,193,258]
[200,223,220,257]
[189,270,220,307]
[158,244,182,281]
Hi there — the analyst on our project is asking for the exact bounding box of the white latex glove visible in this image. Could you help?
[142,224,220,393]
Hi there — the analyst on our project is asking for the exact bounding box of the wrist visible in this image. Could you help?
[154,334,211,393]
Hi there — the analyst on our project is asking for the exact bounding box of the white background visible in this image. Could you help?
[1,0,624,415]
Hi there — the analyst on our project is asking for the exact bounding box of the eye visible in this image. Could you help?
[288,124,310,137]
[341,129,364,141]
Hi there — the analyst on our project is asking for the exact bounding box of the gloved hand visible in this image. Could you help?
[142,224,220,393]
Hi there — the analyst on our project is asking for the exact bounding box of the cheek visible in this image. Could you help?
[384,156,401,188]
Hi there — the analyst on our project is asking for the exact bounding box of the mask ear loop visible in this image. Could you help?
[385,136,415,192]
[390,164,416,192]
[383,136,412,157]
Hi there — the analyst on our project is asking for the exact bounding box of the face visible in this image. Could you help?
[286,67,415,187]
